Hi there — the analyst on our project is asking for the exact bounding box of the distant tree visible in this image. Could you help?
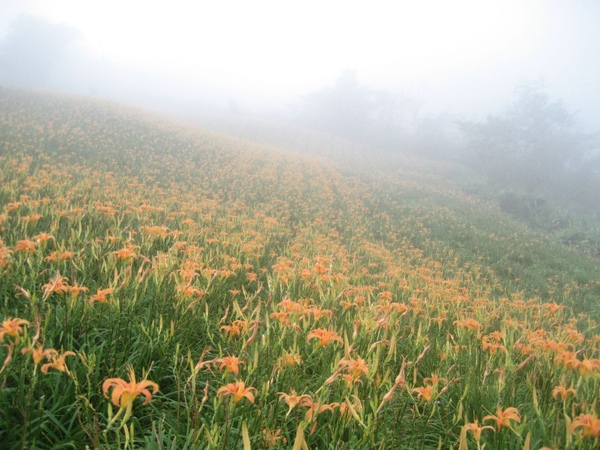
[0,15,79,87]
[294,70,372,141]
[459,81,599,208]
[293,71,422,151]
[413,112,461,159]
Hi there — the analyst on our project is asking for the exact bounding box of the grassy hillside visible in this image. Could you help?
[1,88,599,449]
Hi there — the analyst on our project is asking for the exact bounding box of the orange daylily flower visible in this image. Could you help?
[41,350,76,374]
[412,385,434,402]
[488,331,503,341]
[423,374,447,387]
[19,214,39,224]
[276,298,304,314]
[338,356,369,383]
[539,339,570,354]
[481,336,507,354]
[304,400,334,420]
[262,428,287,447]
[483,406,521,431]
[89,288,114,305]
[514,342,535,356]
[217,380,256,404]
[304,307,332,321]
[176,284,204,299]
[34,233,55,244]
[22,344,56,367]
[377,290,394,302]
[214,355,245,376]
[67,284,89,299]
[279,390,313,415]
[577,358,600,376]
[220,320,249,338]
[306,328,343,348]
[58,251,75,260]
[270,311,290,326]
[464,419,494,443]
[571,413,600,438]
[339,300,357,311]
[42,273,70,297]
[220,323,241,337]
[15,239,38,254]
[563,327,585,345]
[3,202,21,212]
[112,246,138,262]
[552,385,576,401]
[277,351,303,369]
[0,317,29,342]
[454,318,482,331]
[554,351,579,370]
[44,251,74,262]
[103,366,159,424]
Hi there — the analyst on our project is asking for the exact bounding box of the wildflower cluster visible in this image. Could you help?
[0,89,599,449]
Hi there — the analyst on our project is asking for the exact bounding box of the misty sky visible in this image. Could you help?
[1,0,599,127]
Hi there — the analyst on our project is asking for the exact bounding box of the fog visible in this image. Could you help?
[1,1,599,124]
[1,1,600,217]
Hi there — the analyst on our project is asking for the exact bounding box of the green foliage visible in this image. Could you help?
[0,88,599,449]
[459,81,600,213]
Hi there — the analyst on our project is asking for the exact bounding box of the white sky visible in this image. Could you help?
[1,0,599,123]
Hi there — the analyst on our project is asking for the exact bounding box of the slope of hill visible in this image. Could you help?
[1,88,599,449]
[175,104,600,313]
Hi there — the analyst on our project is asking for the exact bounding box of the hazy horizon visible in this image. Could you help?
[1,1,599,131]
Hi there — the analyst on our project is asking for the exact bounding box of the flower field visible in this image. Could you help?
[1,88,600,449]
